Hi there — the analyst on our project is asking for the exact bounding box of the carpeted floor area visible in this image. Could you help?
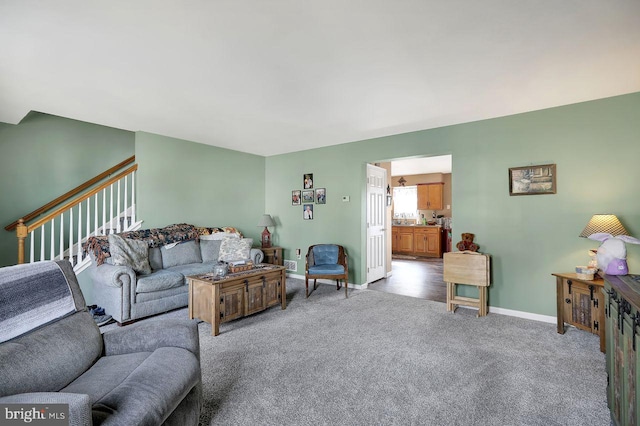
[197,279,609,425]
[103,278,610,425]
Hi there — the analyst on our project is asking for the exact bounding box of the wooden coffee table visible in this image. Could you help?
[187,264,286,336]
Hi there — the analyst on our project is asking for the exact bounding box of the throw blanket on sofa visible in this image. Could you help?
[0,261,75,343]
[84,223,241,266]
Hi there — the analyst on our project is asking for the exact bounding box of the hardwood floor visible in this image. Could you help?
[368,257,446,302]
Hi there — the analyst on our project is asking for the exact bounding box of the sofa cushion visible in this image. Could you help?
[108,234,152,275]
[219,238,253,262]
[200,239,223,263]
[148,247,163,271]
[161,240,202,268]
[136,270,184,293]
[60,347,200,425]
[167,263,216,282]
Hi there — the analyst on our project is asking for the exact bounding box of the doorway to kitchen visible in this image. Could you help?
[366,155,452,303]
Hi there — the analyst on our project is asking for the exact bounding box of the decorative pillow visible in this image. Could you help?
[148,247,163,271]
[201,239,223,263]
[108,234,152,275]
[219,238,253,262]
[161,240,202,268]
[200,232,239,241]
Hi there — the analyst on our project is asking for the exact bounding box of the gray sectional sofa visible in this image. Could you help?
[0,260,202,426]
[86,224,263,325]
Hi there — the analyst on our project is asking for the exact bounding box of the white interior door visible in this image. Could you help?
[366,164,386,283]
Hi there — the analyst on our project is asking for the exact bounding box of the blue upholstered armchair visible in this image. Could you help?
[305,244,349,298]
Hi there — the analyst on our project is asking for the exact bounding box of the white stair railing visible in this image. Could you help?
[16,165,142,273]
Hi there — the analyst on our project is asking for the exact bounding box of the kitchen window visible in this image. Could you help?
[392,186,417,217]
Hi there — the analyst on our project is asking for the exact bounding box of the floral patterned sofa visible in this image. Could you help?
[85,223,263,325]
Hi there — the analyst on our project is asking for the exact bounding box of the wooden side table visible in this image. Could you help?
[552,272,605,352]
[261,246,283,266]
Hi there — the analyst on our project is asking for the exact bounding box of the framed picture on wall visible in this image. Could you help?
[302,190,314,203]
[292,190,301,205]
[509,164,556,196]
[304,173,314,189]
[303,204,313,220]
[315,188,326,204]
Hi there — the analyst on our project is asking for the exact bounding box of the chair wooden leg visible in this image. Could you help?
[305,277,309,298]
[313,279,317,290]
[336,279,341,290]
[345,280,348,298]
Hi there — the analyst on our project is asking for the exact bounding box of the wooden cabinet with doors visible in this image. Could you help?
[397,228,414,253]
[602,274,640,426]
[417,183,444,210]
[552,273,605,352]
[414,227,442,257]
[392,226,442,258]
[188,265,286,336]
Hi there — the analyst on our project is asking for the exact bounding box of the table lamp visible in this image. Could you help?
[579,214,628,238]
[257,214,276,248]
[579,214,628,269]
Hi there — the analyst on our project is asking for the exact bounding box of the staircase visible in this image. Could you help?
[5,156,143,273]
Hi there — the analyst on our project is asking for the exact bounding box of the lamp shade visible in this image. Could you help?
[257,214,276,228]
[579,214,628,237]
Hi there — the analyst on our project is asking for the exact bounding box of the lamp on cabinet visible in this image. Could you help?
[579,214,628,238]
[579,214,629,270]
[257,214,276,248]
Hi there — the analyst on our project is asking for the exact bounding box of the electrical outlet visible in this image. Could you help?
[296,249,301,259]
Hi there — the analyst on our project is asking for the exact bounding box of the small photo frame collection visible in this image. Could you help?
[293,173,326,219]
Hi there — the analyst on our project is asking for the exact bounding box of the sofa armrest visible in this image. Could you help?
[89,262,135,289]
[0,392,92,426]
[251,248,264,264]
[102,319,200,359]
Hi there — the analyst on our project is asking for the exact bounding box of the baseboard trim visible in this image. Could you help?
[286,273,365,289]
[285,273,556,323]
[489,306,556,324]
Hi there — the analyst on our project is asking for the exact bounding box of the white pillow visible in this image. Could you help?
[219,238,253,262]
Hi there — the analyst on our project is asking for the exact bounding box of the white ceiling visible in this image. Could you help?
[391,155,452,176]
[1,1,639,157]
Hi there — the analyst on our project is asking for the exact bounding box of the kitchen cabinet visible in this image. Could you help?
[397,228,414,253]
[414,227,441,257]
[417,183,444,210]
[392,226,442,258]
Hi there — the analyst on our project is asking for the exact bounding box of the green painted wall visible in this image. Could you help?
[135,132,265,242]
[266,92,640,316]
[0,112,135,267]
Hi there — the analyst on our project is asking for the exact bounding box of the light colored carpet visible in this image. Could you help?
[103,279,610,425]
[197,279,609,426]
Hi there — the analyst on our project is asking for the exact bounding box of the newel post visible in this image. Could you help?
[16,218,27,264]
